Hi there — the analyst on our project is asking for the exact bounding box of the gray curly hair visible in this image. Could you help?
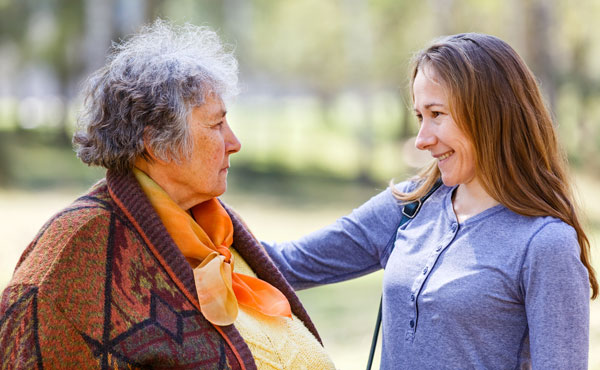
[73,19,239,173]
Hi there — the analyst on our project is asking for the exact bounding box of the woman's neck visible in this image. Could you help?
[452,179,499,223]
[133,159,207,211]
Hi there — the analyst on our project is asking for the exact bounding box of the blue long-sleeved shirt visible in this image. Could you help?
[262,182,590,369]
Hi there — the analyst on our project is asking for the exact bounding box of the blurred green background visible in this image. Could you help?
[1,0,599,369]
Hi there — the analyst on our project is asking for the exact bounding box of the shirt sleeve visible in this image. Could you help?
[262,185,407,290]
[520,220,590,370]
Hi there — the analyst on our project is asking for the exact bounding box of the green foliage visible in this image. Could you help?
[1,0,599,181]
[0,129,104,189]
[251,0,348,92]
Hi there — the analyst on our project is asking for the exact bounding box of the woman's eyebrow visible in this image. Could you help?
[413,102,445,112]
[208,108,227,120]
[424,102,445,109]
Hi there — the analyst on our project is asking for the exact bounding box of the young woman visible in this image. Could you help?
[263,33,596,369]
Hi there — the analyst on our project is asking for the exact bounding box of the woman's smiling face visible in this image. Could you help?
[413,65,477,187]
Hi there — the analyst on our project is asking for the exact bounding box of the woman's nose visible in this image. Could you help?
[225,123,242,154]
[415,122,436,151]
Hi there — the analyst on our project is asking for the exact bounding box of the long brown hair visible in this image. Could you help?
[395,33,597,299]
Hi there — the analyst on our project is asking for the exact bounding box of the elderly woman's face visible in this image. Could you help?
[158,94,241,207]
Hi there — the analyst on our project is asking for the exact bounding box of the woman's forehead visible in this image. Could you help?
[190,95,226,121]
[416,63,445,86]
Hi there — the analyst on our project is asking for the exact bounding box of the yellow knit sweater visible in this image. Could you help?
[231,249,336,370]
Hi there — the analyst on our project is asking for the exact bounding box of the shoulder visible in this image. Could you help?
[512,216,582,274]
[368,179,419,210]
[517,217,589,310]
[10,181,119,286]
[355,178,451,220]
[390,178,422,195]
[482,210,577,249]
[525,217,579,257]
[39,182,116,250]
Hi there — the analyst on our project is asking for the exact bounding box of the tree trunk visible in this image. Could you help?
[343,0,375,183]
[522,0,557,112]
[84,0,115,75]
[223,0,254,76]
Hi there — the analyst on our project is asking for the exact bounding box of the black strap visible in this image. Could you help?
[366,179,443,370]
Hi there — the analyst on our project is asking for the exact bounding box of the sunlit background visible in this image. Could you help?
[1,0,599,368]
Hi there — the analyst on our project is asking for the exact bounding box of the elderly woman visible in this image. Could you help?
[0,21,334,369]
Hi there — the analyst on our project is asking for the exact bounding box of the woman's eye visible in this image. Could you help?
[415,114,423,122]
[431,111,441,118]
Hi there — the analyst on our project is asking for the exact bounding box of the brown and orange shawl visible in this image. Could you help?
[0,170,320,369]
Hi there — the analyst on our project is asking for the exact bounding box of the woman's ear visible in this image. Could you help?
[134,129,166,173]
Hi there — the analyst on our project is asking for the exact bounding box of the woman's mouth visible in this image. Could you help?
[436,150,454,161]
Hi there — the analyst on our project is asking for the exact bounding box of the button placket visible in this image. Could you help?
[406,221,460,341]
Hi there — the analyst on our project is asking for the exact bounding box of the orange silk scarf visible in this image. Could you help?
[134,169,291,325]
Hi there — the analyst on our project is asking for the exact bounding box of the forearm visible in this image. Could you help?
[263,226,383,289]
[263,187,405,289]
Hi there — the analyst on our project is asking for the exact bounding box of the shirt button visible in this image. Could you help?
[410,294,415,302]
[423,267,428,274]
[435,245,442,252]
[451,223,458,232]
[409,320,415,328]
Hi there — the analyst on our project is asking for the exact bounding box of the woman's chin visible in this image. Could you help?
[440,174,456,187]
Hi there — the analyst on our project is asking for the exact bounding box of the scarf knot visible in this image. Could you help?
[216,246,232,263]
